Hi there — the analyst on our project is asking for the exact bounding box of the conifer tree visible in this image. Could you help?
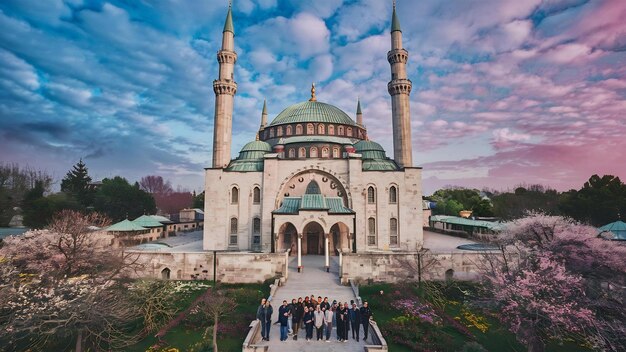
[61,159,94,207]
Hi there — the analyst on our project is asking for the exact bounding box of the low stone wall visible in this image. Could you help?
[128,250,288,283]
[364,320,388,351]
[340,251,491,284]
[242,320,268,352]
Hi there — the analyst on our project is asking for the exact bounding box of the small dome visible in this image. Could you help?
[269,101,356,126]
[241,140,272,153]
[354,140,385,153]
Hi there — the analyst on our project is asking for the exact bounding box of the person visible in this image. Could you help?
[287,298,295,335]
[313,305,325,341]
[256,298,268,341]
[336,302,346,341]
[324,304,334,342]
[303,306,314,341]
[340,302,350,342]
[349,302,361,341]
[360,301,372,341]
[320,297,330,311]
[310,294,317,308]
[278,300,291,341]
[291,297,304,340]
[261,299,273,341]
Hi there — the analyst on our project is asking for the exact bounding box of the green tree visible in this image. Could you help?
[22,182,80,229]
[193,191,205,209]
[430,188,493,217]
[60,159,95,207]
[491,185,561,220]
[559,175,626,226]
[93,177,156,222]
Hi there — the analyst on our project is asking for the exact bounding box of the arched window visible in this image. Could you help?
[310,147,318,158]
[253,218,261,244]
[346,127,353,137]
[367,186,375,204]
[338,126,344,135]
[253,187,261,204]
[368,217,376,245]
[286,125,293,136]
[296,124,303,135]
[333,147,340,158]
[321,147,329,158]
[288,148,295,158]
[277,126,283,136]
[307,123,314,134]
[298,147,306,158]
[389,186,397,204]
[231,187,239,204]
[328,125,335,135]
[318,124,325,134]
[390,218,398,246]
[229,218,238,245]
[269,128,275,138]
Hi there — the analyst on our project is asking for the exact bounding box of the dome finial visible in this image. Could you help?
[255,132,259,141]
[309,83,317,102]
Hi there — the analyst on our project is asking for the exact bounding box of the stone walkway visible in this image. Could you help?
[260,255,368,351]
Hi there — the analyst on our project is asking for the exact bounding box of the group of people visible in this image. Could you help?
[256,295,373,343]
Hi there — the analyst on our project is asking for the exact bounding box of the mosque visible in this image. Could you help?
[203,3,424,271]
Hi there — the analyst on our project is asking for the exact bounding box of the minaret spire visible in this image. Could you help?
[260,99,268,129]
[356,98,363,126]
[212,3,238,168]
[388,0,413,168]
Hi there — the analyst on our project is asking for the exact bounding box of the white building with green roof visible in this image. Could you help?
[204,3,423,271]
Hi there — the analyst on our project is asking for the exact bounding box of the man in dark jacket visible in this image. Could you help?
[349,302,361,341]
[319,296,331,311]
[256,298,273,341]
[303,306,314,341]
[291,298,304,340]
[278,300,291,341]
[359,301,372,341]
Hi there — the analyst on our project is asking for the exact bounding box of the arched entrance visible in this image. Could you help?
[330,222,351,254]
[161,268,170,280]
[277,222,297,254]
[302,221,324,255]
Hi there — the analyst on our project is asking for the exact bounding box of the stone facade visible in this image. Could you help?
[129,250,289,283]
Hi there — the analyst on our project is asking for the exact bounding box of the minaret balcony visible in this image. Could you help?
[387,49,408,64]
[217,50,238,64]
[213,80,238,95]
[387,79,412,96]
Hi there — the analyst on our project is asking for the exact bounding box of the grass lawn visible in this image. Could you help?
[125,281,271,352]
[359,282,593,352]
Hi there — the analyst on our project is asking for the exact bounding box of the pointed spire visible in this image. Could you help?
[260,99,268,128]
[356,98,363,126]
[391,0,401,32]
[223,1,235,35]
[309,83,317,102]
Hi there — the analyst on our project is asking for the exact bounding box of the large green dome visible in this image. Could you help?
[269,101,356,126]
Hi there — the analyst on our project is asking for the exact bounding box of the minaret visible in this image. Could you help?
[260,99,268,129]
[387,1,413,168]
[212,3,238,168]
[356,98,363,126]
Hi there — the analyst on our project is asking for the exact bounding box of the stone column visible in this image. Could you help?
[324,233,330,272]
[297,233,303,272]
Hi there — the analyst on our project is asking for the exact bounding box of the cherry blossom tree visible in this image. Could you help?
[480,213,626,351]
[0,210,144,351]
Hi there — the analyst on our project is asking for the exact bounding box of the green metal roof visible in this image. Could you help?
[106,219,148,232]
[271,135,357,145]
[430,215,504,231]
[150,215,173,223]
[598,220,626,240]
[269,101,356,126]
[223,6,234,34]
[327,197,355,214]
[226,159,264,172]
[274,197,301,214]
[362,159,399,171]
[241,140,272,153]
[273,196,353,215]
[133,215,164,228]
[301,194,328,210]
[391,6,401,32]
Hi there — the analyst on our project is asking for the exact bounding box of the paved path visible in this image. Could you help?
[260,255,368,351]
[424,230,478,253]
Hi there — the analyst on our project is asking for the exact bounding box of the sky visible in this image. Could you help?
[0,0,625,195]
